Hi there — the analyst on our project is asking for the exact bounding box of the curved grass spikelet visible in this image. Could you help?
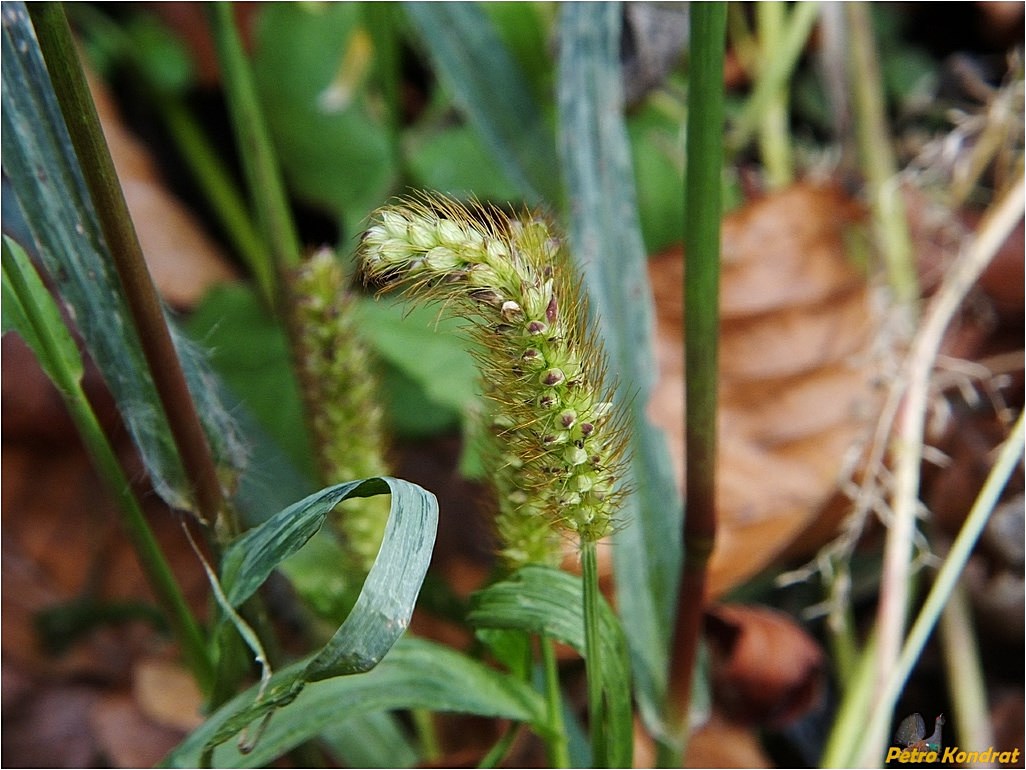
[358,193,629,569]
[289,248,389,574]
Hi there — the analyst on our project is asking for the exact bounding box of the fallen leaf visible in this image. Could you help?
[133,658,205,731]
[91,692,187,769]
[86,63,237,308]
[704,603,826,727]
[648,182,885,597]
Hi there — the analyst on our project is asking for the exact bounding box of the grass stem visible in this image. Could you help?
[581,540,608,767]
[939,577,994,753]
[833,171,1023,766]
[857,411,1023,765]
[541,635,571,768]
[28,2,232,537]
[156,96,275,306]
[755,1,794,188]
[728,2,819,155]
[845,2,918,307]
[664,4,726,761]
[206,3,302,279]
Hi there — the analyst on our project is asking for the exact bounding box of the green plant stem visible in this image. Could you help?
[411,708,441,764]
[939,576,993,754]
[206,3,302,279]
[728,1,819,154]
[3,239,214,697]
[157,96,275,306]
[27,2,232,537]
[820,630,878,766]
[581,540,608,767]
[755,1,793,188]
[845,2,917,307]
[664,4,726,762]
[827,600,860,692]
[477,722,523,769]
[540,634,571,768]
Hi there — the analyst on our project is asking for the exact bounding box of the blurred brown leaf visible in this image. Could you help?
[91,692,187,768]
[633,710,774,769]
[648,182,885,597]
[705,603,825,727]
[86,63,237,308]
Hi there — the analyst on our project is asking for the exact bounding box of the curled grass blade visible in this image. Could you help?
[162,476,437,760]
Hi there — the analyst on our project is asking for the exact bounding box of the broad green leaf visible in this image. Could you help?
[250,3,397,237]
[186,284,476,444]
[468,565,633,769]
[163,636,545,768]
[556,3,683,740]
[1,5,246,511]
[480,3,554,103]
[404,2,560,206]
[354,297,481,424]
[404,123,522,202]
[628,98,687,254]
[318,711,418,769]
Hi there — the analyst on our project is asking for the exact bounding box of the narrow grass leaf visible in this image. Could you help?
[403,2,560,206]
[556,2,683,738]
[1,236,84,387]
[1,4,246,511]
[317,711,419,769]
[165,476,438,759]
[468,565,633,768]
[163,637,545,768]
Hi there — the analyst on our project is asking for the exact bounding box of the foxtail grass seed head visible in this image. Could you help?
[289,248,390,575]
[359,194,629,569]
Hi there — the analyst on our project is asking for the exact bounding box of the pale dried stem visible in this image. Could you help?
[866,170,1024,757]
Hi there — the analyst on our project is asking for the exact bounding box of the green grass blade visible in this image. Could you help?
[404,2,560,206]
[207,2,301,279]
[468,565,633,768]
[556,1,682,739]
[163,636,545,768]
[1,3,246,512]
[170,475,437,757]
[2,236,215,694]
[1,236,84,386]
[318,711,419,769]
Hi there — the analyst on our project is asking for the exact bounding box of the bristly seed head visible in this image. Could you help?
[357,192,629,567]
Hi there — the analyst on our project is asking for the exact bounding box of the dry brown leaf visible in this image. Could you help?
[683,711,774,768]
[91,692,187,769]
[0,682,104,767]
[85,64,237,308]
[704,604,826,727]
[648,182,885,597]
[133,658,205,731]
[632,710,774,768]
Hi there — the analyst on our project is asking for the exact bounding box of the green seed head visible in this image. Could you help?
[290,248,390,576]
[358,193,629,566]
